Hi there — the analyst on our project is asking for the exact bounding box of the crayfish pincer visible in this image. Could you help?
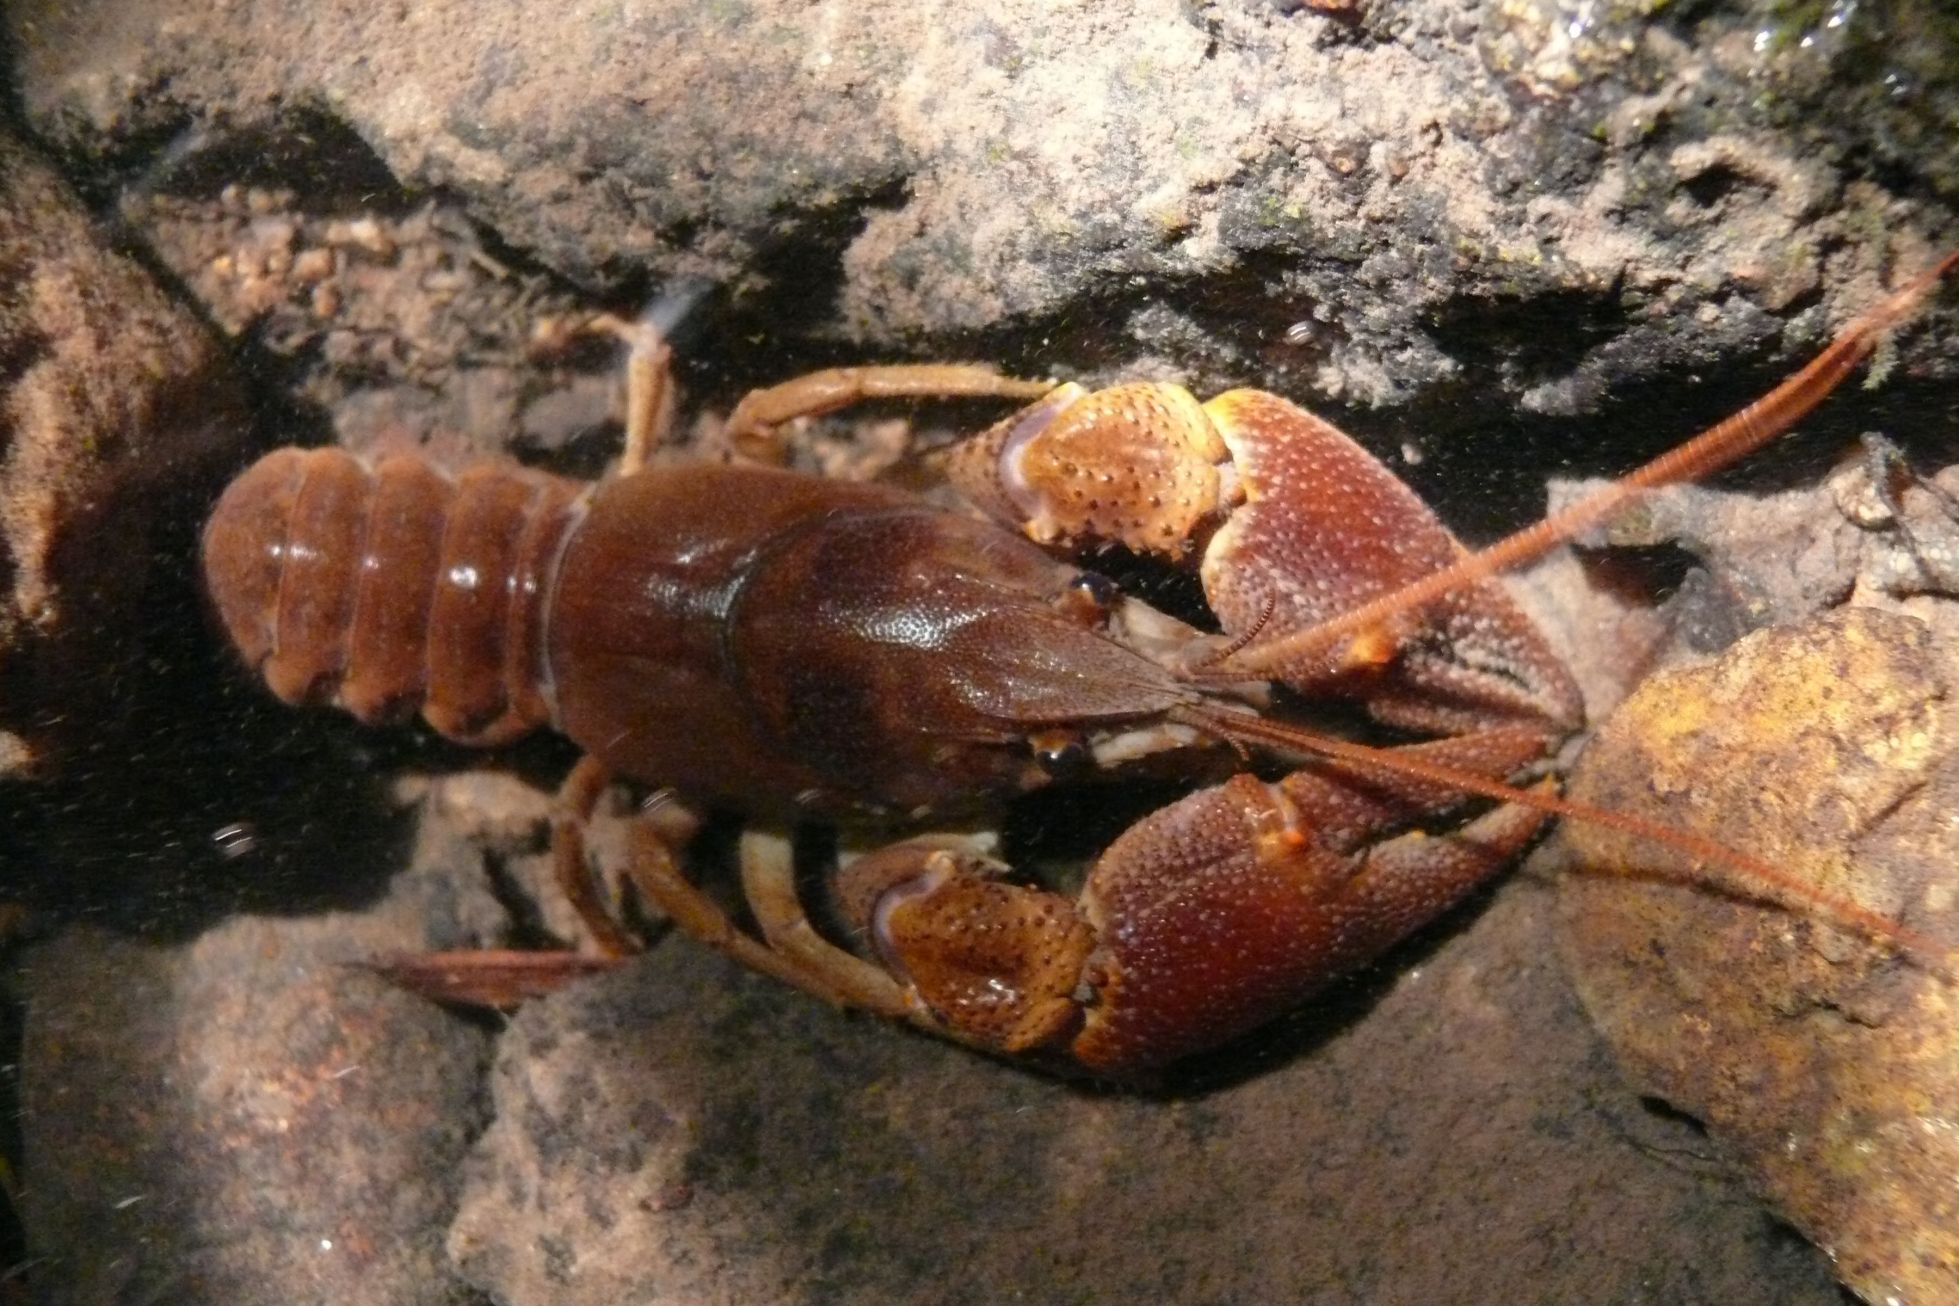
[202,258,1953,1076]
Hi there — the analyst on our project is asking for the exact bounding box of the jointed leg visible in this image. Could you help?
[736,830,932,1019]
[551,756,638,957]
[374,759,638,1007]
[617,821,942,1027]
[535,310,677,476]
[723,365,1057,460]
[549,314,1052,469]
[584,312,676,476]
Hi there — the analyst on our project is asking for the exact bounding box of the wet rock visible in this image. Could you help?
[7,0,1954,434]
[450,878,1842,1305]
[2,2,1955,1303]
[0,129,247,777]
[14,813,503,1305]
[10,752,1859,1304]
[1560,606,1959,1306]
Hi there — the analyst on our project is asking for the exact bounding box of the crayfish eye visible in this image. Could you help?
[1030,729,1093,780]
[1062,571,1120,622]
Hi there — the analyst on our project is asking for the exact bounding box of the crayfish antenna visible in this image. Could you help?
[1174,705,1955,982]
[1221,250,1959,681]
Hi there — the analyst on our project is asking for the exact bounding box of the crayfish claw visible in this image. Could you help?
[834,839,1096,1056]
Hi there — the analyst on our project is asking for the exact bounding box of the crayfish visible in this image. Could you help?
[200,254,1954,1076]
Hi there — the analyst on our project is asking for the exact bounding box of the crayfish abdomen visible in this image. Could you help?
[202,447,581,745]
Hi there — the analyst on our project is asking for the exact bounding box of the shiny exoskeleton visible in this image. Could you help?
[204,454,1204,817]
[202,256,1952,1075]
